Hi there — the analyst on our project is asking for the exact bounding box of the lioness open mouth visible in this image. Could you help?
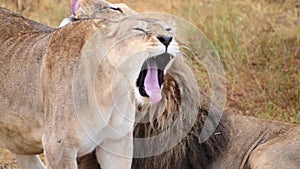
[136,53,175,104]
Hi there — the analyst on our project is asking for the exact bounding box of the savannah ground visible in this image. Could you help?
[0,0,299,168]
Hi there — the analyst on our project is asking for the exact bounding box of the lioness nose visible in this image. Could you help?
[157,35,173,47]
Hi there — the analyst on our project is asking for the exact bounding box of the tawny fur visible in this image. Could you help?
[59,0,136,27]
[73,0,136,19]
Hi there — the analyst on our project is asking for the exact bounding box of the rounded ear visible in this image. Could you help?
[71,0,80,16]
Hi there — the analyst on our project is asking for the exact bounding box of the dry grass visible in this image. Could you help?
[0,142,18,168]
[1,0,298,123]
[0,0,299,168]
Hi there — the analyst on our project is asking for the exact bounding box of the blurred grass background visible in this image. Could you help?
[0,0,299,168]
[0,0,299,122]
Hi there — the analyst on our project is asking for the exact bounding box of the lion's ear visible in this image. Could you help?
[71,0,80,16]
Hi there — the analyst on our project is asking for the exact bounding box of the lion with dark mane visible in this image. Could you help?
[78,55,300,169]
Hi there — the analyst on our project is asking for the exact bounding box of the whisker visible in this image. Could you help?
[179,45,195,59]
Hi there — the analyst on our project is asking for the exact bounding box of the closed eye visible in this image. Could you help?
[133,28,148,34]
[165,28,172,31]
[108,6,123,13]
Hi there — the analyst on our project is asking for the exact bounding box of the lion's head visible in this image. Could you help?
[90,16,180,105]
[60,0,137,27]
[72,0,136,20]
[124,17,179,104]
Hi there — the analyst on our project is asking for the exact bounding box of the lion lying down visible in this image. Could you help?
[0,7,179,168]
[77,60,300,169]
[77,55,300,169]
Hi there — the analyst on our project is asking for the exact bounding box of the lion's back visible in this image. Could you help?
[0,7,54,39]
[0,7,57,154]
[0,7,54,114]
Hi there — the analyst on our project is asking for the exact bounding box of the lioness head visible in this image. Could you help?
[101,16,179,105]
[71,0,136,20]
[59,0,136,27]
[133,21,179,104]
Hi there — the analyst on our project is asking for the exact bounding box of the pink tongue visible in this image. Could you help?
[144,62,162,104]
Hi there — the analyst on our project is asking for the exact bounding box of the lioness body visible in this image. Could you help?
[0,7,179,168]
[0,7,110,168]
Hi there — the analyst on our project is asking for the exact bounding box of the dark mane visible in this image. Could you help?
[132,57,229,169]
